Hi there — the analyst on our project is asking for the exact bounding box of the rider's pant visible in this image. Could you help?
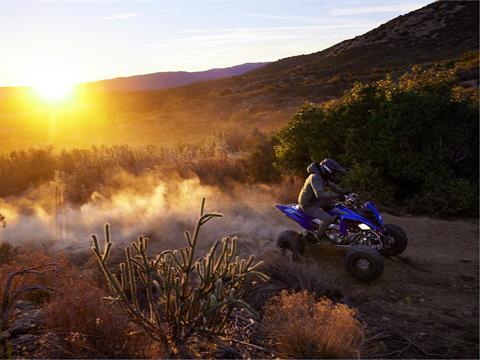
[301,201,334,237]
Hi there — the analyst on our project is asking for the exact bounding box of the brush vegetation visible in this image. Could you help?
[0,200,366,359]
[264,290,365,358]
[275,66,478,216]
[91,199,268,357]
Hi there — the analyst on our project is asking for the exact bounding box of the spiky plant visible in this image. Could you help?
[91,198,267,356]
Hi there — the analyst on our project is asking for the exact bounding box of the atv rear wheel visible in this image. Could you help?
[277,230,305,257]
[379,224,408,257]
[344,246,384,282]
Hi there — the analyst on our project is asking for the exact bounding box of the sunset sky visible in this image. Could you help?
[0,0,431,86]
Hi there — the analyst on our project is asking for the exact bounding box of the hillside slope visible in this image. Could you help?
[99,0,478,143]
[1,0,478,148]
[88,62,269,91]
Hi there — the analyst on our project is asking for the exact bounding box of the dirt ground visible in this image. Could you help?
[305,214,479,359]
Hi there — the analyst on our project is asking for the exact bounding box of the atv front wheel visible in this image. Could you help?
[277,230,305,257]
[344,246,384,282]
[379,224,408,257]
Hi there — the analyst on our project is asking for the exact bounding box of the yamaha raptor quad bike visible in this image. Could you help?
[276,194,408,281]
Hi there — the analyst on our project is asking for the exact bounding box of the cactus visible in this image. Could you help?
[91,198,268,355]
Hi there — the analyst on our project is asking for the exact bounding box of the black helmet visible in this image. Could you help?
[318,158,346,181]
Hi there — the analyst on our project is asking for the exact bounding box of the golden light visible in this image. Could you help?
[34,81,74,104]
[28,62,79,105]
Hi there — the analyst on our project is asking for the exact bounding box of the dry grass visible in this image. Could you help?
[0,247,164,359]
[189,155,245,185]
[263,290,365,359]
[0,242,19,265]
[244,254,344,310]
[0,250,69,308]
[44,268,162,358]
[0,133,279,207]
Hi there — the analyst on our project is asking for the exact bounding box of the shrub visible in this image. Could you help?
[0,128,279,205]
[0,249,158,359]
[0,251,66,308]
[244,255,343,311]
[0,242,19,265]
[263,290,365,359]
[91,199,268,357]
[242,133,281,183]
[188,155,246,185]
[275,67,479,216]
[44,269,152,359]
[0,251,66,359]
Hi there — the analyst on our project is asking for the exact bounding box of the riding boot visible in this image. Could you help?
[315,218,333,239]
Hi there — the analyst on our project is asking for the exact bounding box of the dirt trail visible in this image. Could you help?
[305,214,478,359]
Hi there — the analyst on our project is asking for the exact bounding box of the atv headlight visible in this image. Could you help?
[358,223,371,230]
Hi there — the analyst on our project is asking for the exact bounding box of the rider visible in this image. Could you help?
[298,158,346,238]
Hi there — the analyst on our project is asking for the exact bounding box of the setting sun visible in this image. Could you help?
[0,1,478,358]
[26,61,79,105]
[34,81,74,104]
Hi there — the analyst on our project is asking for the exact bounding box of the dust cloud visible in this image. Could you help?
[0,171,295,256]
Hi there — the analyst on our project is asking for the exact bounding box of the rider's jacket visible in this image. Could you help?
[298,163,341,209]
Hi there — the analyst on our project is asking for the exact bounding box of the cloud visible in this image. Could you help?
[147,23,376,49]
[97,12,139,21]
[248,14,323,23]
[330,2,427,16]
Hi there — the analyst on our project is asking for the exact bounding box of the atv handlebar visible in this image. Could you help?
[337,193,360,207]
[345,193,358,202]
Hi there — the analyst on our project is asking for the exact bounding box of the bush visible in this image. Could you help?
[0,251,66,359]
[0,248,162,359]
[244,255,343,311]
[188,155,245,185]
[263,290,365,359]
[0,242,19,265]
[242,133,281,183]
[275,67,479,216]
[0,128,280,204]
[0,251,67,308]
[45,269,153,358]
[91,199,268,357]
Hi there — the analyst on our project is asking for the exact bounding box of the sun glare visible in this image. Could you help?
[28,62,80,105]
[34,81,74,104]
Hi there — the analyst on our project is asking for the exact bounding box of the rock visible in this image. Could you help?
[9,308,44,336]
[10,334,39,353]
[461,258,471,263]
[14,300,35,311]
[462,310,473,317]
[382,316,391,321]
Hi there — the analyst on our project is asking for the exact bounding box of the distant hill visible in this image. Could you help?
[88,63,269,91]
[1,0,478,149]
[96,0,478,142]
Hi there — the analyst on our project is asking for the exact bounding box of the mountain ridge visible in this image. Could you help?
[87,62,270,91]
[1,0,478,149]
[89,0,477,144]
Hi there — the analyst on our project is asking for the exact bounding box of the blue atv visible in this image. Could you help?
[276,193,408,281]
